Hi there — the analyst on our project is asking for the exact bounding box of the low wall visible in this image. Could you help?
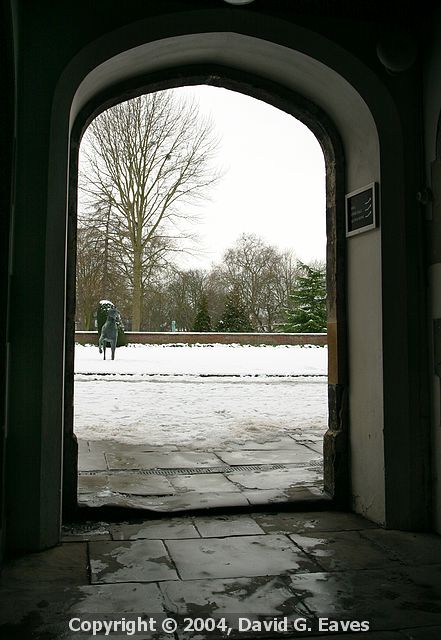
[75,331,327,346]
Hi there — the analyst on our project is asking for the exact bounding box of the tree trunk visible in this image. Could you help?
[132,252,143,330]
[101,204,111,295]
[86,310,94,331]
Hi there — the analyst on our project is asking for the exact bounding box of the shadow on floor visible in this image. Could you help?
[1,510,441,639]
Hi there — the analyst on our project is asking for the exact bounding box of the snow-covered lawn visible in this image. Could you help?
[74,343,328,449]
[75,342,327,378]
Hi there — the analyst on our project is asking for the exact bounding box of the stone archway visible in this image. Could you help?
[11,9,425,553]
[46,23,384,541]
[64,67,347,516]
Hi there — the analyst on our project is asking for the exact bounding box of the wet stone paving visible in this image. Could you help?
[77,433,325,511]
[1,510,441,639]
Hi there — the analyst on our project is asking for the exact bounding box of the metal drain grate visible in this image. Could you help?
[78,462,324,477]
[138,463,286,476]
[308,460,324,469]
[226,463,286,473]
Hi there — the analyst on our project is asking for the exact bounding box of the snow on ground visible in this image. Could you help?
[74,344,328,448]
[75,342,327,378]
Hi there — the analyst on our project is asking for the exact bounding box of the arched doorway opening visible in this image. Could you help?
[64,64,349,520]
[54,29,376,524]
[17,16,402,553]
[70,81,335,512]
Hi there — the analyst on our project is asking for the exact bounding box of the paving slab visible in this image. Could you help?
[70,581,166,613]
[111,518,200,540]
[125,491,250,511]
[77,439,90,454]
[224,436,309,450]
[216,448,319,465]
[290,432,324,444]
[80,490,250,511]
[193,515,265,538]
[65,582,173,638]
[79,490,151,508]
[254,511,377,534]
[301,441,323,454]
[106,451,227,470]
[0,543,88,586]
[88,439,178,454]
[2,511,441,640]
[165,534,321,580]
[67,584,170,640]
[289,530,402,571]
[109,473,175,496]
[169,473,239,493]
[78,451,108,471]
[62,522,111,542]
[287,564,441,630]
[159,575,312,639]
[290,432,324,442]
[360,529,441,566]
[243,485,324,505]
[78,472,109,493]
[241,488,291,505]
[87,440,143,453]
[228,466,320,490]
[89,539,178,583]
[79,492,137,508]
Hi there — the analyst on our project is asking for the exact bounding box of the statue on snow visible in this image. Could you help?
[97,300,125,360]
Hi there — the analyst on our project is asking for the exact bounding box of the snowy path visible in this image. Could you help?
[74,344,328,448]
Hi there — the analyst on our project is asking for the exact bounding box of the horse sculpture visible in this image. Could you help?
[98,307,119,360]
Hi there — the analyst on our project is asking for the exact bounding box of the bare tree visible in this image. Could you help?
[76,226,104,330]
[76,220,133,330]
[164,268,209,331]
[79,90,221,330]
[268,249,299,323]
[218,233,298,331]
[153,266,227,331]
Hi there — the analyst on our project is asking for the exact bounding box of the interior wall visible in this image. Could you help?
[423,9,441,534]
[347,230,383,522]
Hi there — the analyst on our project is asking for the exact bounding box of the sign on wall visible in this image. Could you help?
[345,182,378,237]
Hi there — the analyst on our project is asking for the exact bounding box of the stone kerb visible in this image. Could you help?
[75,331,327,346]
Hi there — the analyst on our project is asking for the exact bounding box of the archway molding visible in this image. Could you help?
[64,63,347,517]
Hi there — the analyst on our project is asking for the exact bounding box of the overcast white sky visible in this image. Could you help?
[79,84,326,270]
[174,84,326,269]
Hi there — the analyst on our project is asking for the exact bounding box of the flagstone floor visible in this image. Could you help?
[1,510,441,639]
[77,435,324,511]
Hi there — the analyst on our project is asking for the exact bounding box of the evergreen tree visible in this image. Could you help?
[282,261,327,333]
[216,288,254,332]
[192,295,212,332]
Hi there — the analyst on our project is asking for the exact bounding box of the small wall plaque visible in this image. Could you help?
[345,182,378,237]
